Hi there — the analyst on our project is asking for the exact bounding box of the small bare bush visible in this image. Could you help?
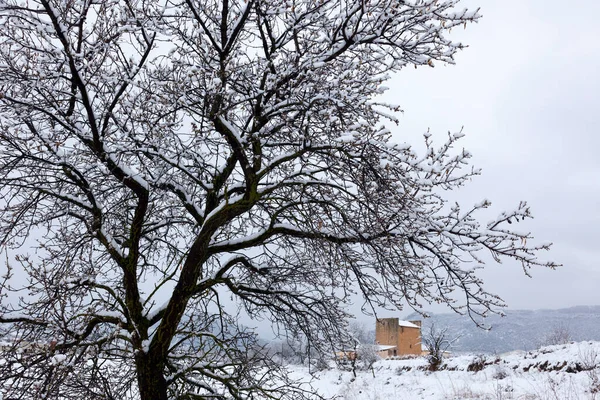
[422,323,458,371]
[579,347,600,398]
[541,324,572,347]
[467,355,487,373]
[492,366,509,380]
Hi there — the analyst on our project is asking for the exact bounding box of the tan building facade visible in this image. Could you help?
[375,318,422,357]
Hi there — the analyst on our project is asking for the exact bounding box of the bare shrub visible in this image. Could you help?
[493,366,509,380]
[467,355,487,373]
[579,346,600,398]
[541,324,573,347]
[422,323,458,371]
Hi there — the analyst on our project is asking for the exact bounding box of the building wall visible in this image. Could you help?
[376,318,422,356]
[375,318,398,356]
[397,324,421,355]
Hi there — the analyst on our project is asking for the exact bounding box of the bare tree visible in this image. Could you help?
[422,323,458,371]
[0,0,557,399]
[349,321,375,346]
[542,323,573,347]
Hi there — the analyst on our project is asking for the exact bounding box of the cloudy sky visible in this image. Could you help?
[371,0,600,319]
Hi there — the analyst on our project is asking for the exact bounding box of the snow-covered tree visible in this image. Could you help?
[0,0,556,399]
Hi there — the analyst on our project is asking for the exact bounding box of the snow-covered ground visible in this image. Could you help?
[3,341,599,399]
[287,341,600,400]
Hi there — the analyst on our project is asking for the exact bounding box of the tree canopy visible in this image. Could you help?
[0,0,556,399]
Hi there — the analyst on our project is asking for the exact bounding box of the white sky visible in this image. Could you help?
[372,0,600,318]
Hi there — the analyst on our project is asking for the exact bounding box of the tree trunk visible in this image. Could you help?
[136,352,168,400]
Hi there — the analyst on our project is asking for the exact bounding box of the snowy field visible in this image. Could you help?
[287,341,600,400]
[3,341,599,399]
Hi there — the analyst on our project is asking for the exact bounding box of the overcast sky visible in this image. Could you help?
[368,0,600,320]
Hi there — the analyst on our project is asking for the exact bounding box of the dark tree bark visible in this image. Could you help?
[136,353,168,400]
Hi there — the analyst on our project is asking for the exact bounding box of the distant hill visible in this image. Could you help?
[405,305,600,353]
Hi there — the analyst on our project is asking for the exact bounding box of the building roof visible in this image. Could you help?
[375,344,397,351]
[337,344,398,352]
[398,320,419,328]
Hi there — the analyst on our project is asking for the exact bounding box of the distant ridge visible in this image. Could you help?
[406,305,600,353]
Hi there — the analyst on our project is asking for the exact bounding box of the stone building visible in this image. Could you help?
[375,318,422,357]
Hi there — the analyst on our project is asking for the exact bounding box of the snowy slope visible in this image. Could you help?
[286,341,600,400]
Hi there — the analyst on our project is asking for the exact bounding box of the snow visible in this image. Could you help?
[3,341,599,398]
[145,298,170,323]
[374,345,396,351]
[50,354,67,365]
[217,116,245,144]
[398,320,419,328]
[284,341,600,400]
